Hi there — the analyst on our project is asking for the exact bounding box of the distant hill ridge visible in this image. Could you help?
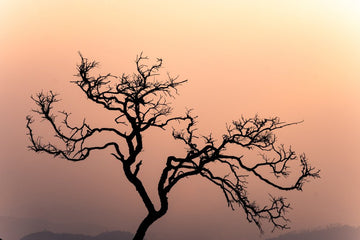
[20,230,133,240]
[266,225,360,240]
[0,216,108,240]
[17,224,360,240]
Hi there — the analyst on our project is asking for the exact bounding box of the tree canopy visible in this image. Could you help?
[26,53,320,240]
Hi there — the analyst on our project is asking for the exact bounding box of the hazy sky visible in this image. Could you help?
[1,1,360,240]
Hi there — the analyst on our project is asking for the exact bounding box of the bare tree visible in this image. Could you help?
[26,53,320,240]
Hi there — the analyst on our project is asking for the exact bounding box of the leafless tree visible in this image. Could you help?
[26,53,320,240]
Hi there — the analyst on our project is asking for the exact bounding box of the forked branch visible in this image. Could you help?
[159,113,320,231]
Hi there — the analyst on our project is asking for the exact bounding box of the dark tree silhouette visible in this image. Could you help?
[26,53,320,240]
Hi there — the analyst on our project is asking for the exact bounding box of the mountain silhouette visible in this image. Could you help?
[266,225,360,240]
[0,216,107,240]
[20,230,133,240]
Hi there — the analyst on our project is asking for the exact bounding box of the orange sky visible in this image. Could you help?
[1,1,360,240]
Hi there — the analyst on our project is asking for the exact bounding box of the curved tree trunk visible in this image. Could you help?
[133,213,162,240]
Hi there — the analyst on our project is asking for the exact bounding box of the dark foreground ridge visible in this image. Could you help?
[20,230,133,240]
[266,225,360,240]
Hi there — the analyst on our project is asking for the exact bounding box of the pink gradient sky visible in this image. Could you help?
[1,1,360,239]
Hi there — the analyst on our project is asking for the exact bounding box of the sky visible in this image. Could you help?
[1,0,360,239]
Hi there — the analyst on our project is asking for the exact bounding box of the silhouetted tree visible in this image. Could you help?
[26,53,320,240]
